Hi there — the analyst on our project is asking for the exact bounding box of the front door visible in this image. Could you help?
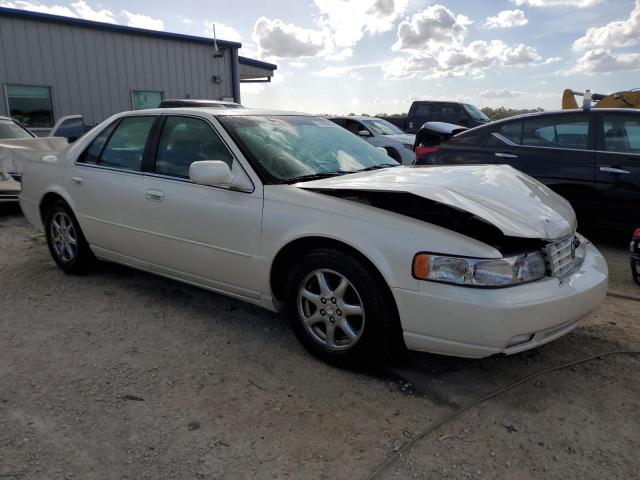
[138,115,263,299]
[594,111,640,229]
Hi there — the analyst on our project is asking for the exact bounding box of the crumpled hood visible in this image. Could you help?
[385,133,415,144]
[0,137,68,175]
[296,165,576,240]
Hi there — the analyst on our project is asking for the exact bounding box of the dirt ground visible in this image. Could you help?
[1,203,639,480]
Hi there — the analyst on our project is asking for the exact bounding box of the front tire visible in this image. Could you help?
[285,248,398,367]
[44,200,95,274]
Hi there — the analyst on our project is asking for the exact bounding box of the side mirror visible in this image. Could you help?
[358,130,371,137]
[189,160,234,187]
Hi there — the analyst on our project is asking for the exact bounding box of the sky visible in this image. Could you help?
[2,0,639,114]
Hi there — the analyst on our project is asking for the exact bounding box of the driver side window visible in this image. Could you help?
[155,116,234,178]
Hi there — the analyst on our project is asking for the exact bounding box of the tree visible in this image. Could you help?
[481,107,544,121]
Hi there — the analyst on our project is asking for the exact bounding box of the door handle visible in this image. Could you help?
[599,166,630,174]
[145,189,165,202]
[71,176,83,185]
[495,152,518,159]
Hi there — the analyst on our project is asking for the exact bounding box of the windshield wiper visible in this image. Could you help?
[284,172,347,184]
[355,164,398,172]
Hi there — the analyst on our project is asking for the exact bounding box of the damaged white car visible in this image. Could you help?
[19,109,608,366]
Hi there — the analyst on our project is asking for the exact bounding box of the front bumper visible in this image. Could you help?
[394,240,608,358]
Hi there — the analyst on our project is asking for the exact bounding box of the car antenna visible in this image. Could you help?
[212,23,224,58]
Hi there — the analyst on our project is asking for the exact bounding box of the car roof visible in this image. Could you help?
[159,99,242,108]
[330,116,379,121]
[0,115,13,121]
[494,108,640,123]
[118,108,316,117]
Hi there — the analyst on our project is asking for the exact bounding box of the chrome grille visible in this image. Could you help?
[543,235,579,278]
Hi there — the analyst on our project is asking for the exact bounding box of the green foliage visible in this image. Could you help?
[480,107,544,121]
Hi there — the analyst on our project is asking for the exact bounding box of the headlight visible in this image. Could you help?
[412,251,546,287]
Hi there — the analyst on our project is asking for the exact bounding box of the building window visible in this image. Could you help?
[131,91,163,110]
[5,84,54,128]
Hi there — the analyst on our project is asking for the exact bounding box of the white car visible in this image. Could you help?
[329,116,416,165]
[19,108,608,366]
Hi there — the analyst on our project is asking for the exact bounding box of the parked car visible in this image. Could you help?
[405,101,490,133]
[1,115,87,197]
[19,108,607,366]
[0,115,36,140]
[414,108,640,229]
[414,122,468,163]
[330,116,415,164]
[159,99,243,109]
[1,116,35,200]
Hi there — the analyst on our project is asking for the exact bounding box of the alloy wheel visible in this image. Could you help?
[297,269,366,350]
[50,211,78,263]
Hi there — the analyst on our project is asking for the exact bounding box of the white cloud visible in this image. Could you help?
[0,0,76,16]
[511,0,602,6]
[70,0,115,23]
[0,1,165,29]
[122,11,164,30]
[480,89,526,98]
[384,40,542,79]
[252,17,331,58]
[543,56,562,64]
[313,0,408,48]
[204,21,243,43]
[327,48,353,61]
[288,61,308,68]
[393,4,471,51]
[572,0,640,50]
[484,9,528,29]
[569,48,640,74]
[315,62,381,78]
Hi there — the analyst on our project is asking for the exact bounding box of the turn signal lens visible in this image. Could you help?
[413,254,430,279]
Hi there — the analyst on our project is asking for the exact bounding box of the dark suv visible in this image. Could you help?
[416,108,640,229]
[405,101,489,133]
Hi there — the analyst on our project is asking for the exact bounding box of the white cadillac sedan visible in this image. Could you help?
[19,108,608,366]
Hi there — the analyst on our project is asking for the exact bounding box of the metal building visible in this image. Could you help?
[0,6,277,134]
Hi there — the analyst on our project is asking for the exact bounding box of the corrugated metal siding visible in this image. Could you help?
[0,15,236,124]
[239,62,274,79]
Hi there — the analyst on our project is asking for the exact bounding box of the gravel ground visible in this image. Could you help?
[1,204,639,480]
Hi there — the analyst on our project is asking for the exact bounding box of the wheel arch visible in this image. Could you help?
[270,236,399,318]
[39,189,76,225]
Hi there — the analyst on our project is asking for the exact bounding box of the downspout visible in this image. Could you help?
[230,48,240,104]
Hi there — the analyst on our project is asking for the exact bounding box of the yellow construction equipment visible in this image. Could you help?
[562,88,640,110]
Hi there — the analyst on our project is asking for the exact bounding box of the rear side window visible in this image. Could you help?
[155,116,234,178]
[79,116,155,171]
[490,121,523,145]
[602,114,640,153]
[522,115,590,150]
[413,104,434,118]
[439,105,461,123]
[79,121,117,164]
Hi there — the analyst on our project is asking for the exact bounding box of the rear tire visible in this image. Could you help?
[44,200,95,274]
[285,248,398,367]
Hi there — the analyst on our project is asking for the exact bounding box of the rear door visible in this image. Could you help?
[594,111,640,228]
[71,115,157,262]
[481,113,597,220]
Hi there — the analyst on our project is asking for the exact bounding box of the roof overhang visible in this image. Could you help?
[239,56,278,83]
